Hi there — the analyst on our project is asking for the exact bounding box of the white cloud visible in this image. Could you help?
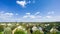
[23,12,41,19]
[0,12,14,19]
[16,0,31,7]
[26,13,30,15]
[3,12,13,15]
[48,11,54,14]
[52,16,60,21]
[36,15,42,18]
[27,1,31,3]
[23,15,28,18]
[23,15,35,19]
[16,0,35,8]
[46,16,52,18]
[0,11,21,22]
[23,13,35,18]
[34,12,40,15]
[29,15,35,18]
[0,11,60,22]
[16,1,27,7]
[23,13,31,18]
[16,13,18,15]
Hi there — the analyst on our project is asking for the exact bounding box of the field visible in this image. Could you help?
[0,22,60,34]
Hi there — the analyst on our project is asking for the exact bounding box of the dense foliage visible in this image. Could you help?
[4,27,12,34]
[0,25,4,32]
[33,30,44,34]
[0,22,60,34]
[14,29,26,34]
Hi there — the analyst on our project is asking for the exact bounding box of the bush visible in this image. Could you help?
[32,30,44,34]
[0,25,4,32]
[10,25,17,30]
[56,31,60,34]
[3,27,12,34]
[0,32,3,34]
[14,29,26,34]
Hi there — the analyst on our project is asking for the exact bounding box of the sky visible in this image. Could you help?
[0,0,60,22]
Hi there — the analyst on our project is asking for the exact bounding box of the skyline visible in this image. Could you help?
[0,0,60,22]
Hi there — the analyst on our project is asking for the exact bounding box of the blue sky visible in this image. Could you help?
[0,0,60,22]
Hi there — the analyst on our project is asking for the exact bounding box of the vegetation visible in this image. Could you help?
[0,25,4,32]
[32,30,44,34]
[3,27,12,34]
[0,22,60,34]
[14,29,26,34]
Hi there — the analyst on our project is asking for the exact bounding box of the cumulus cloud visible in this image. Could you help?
[16,0,35,7]
[23,12,41,19]
[26,13,30,15]
[52,16,60,21]
[0,11,60,22]
[46,16,52,18]
[27,1,31,3]
[48,11,54,14]
[23,14,35,19]
[0,12,14,18]
[0,11,21,22]
[16,0,32,7]
[16,1,27,7]
[34,12,40,15]
[16,13,19,15]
